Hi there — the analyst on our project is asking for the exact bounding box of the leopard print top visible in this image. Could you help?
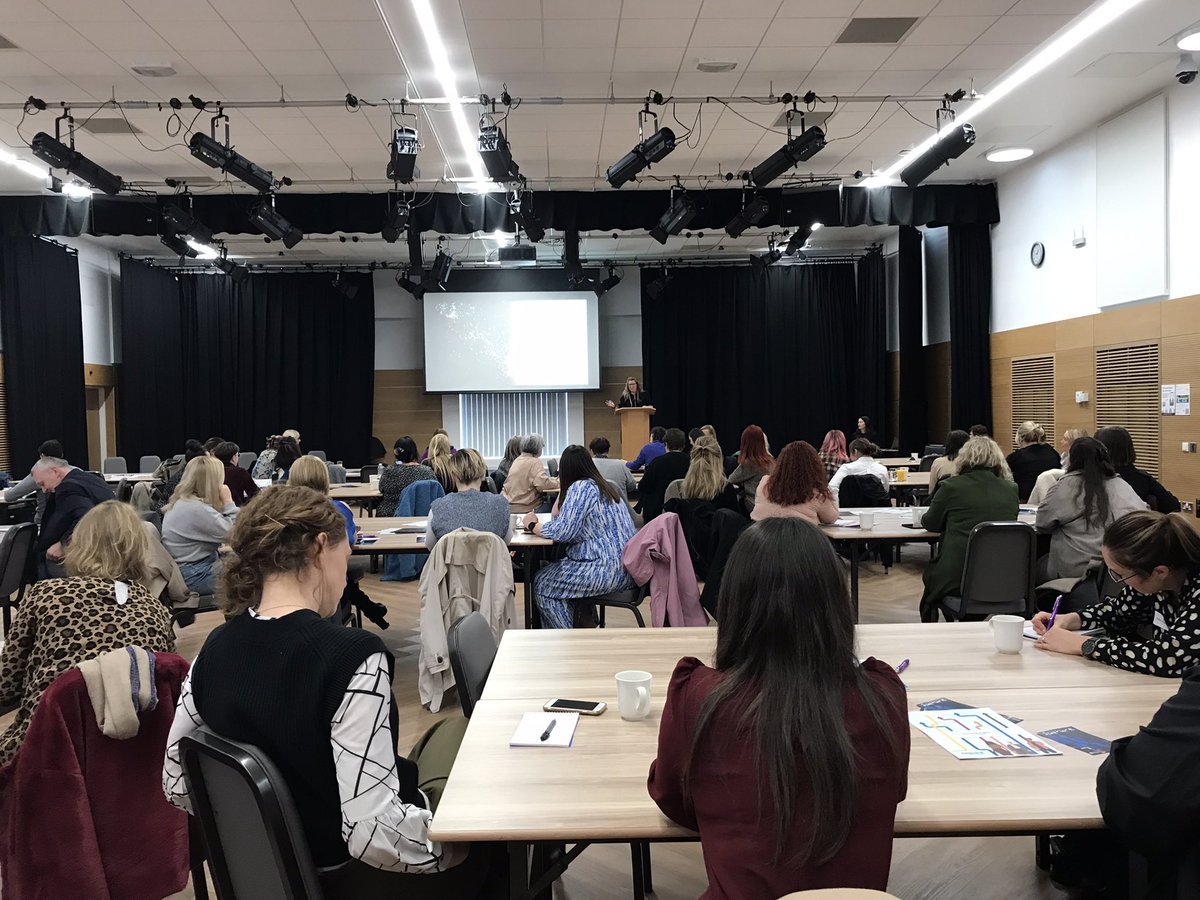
[0,576,176,767]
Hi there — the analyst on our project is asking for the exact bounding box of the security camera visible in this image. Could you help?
[1178,52,1197,85]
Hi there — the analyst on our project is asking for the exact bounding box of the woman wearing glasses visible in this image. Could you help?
[1032,510,1200,677]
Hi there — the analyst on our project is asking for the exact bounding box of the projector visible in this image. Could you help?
[498,244,537,267]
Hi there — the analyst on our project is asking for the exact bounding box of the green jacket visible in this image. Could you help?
[919,468,1019,621]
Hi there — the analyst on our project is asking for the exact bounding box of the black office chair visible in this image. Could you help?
[577,584,651,628]
[115,477,134,503]
[924,444,947,457]
[490,468,506,494]
[547,457,559,477]
[358,464,379,484]
[939,520,1037,622]
[0,522,36,633]
[308,450,327,462]
[837,475,893,569]
[447,611,496,718]
[179,727,328,900]
[919,454,939,472]
[171,594,219,629]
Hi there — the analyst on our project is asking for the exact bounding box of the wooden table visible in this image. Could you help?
[879,457,925,468]
[431,625,1178,896]
[101,472,158,484]
[888,471,930,490]
[329,483,381,501]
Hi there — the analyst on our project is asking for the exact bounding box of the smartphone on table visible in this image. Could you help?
[543,698,607,715]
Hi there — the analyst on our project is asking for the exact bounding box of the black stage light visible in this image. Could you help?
[645,269,672,300]
[750,126,826,188]
[332,272,359,299]
[725,194,770,238]
[900,123,976,187]
[786,224,815,256]
[214,255,250,283]
[605,126,676,188]
[750,246,782,271]
[563,228,586,287]
[396,269,426,300]
[382,201,410,243]
[160,233,197,258]
[595,264,621,297]
[248,198,303,249]
[478,125,521,182]
[515,195,545,243]
[386,126,420,183]
[162,203,215,246]
[649,191,697,245]
[429,249,454,289]
[189,132,275,192]
[31,131,124,195]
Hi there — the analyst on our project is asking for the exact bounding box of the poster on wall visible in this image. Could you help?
[1177,384,1191,417]
[1163,384,1176,416]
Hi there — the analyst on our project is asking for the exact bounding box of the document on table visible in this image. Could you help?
[910,708,1061,760]
[379,520,428,534]
[510,712,579,748]
[833,518,860,527]
[1023,621,1104,640]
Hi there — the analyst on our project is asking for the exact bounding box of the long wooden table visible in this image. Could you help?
[431,625,1178,896]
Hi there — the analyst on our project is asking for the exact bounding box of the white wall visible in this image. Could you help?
[60,235,120,364]
[992,83,1200,333]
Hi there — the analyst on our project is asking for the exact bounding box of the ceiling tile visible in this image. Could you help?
[745,46,824,71]
[256,116,320,135]
[670,71,743,96]
[326,49,406,76]
[618,20,688,48]
[861,69,943,93]
[458,0,542,18]
[466,19,541,50]
[204,75,282,96]
[759,18,850,47]
[256,50,338,77]
[680,47,756,73]
[904,15,998,44]
[0,1,61,23]
[607,70,678,95]
[776,0,860,14]
[75,21,172,52]
[699,0,784,16]
[802,70,874,91]
[881,44,964,69]
[977,15,1074,45]
[312,22,395,51]
[688,19,771,47]
[543,48,614,72]
[207,0,301,21]
[951,43,1032,68]
[812,44,895,69]
[854,0,939,14]
[734,69,813,95]
[182,50,271,77]
[0,50,56,76]
[151,20,246,53]
[234,21,321,52]
[42,0,139,19]
[930,0,1013,11]
[1,22,95,51]
[292,0,381,21]
[38,50,129,76]
[543,20,619,50]
[623,0,703,18]
[1009,0,1092,12]
[612,46,685,73]
[543,0,620,17]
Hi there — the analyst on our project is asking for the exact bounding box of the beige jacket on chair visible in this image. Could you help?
[417,528,515,711]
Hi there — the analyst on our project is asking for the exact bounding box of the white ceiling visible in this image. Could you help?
[0,0,1197,262]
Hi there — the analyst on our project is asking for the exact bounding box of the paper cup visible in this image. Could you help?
[858,511,875,530]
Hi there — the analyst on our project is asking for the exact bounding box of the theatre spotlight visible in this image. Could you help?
[515,195,545,243]
[161,203,215,247]
[248,198,303,249]
[332,271,359,300]
[382,199,410,244]
[30,131,124,195]
[478,125,521,182]
[645,267,672,300]
[189,132,275,193]
[649,189,697,245]
[785,222,820,256]
[429,249,454,289]
[396,268,426,301]
[750,126,826,188]
[595,262,621,297]
[899,123,976,187]
[214,253,250,283]
[605,126,676,188]
[387,125,420,183]
[725,194,770,238]
[160,232,197,259]
[750,239,783,271]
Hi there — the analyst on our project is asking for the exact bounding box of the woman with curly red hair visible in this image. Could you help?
[752,441,838,525]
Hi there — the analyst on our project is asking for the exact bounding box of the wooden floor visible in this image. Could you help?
[161,552,1068,900]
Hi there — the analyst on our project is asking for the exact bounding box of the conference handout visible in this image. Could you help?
[910,707,1061,759]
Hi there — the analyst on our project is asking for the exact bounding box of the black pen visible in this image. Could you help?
[540,719,557,742]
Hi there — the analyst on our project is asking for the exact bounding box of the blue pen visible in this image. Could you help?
[1044,594,1063,635]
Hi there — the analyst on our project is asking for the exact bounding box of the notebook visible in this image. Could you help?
[1023,621,1103,640]
[509,712,579,748]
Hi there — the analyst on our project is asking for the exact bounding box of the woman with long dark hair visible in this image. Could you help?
[523,445,636,629]
[849,416,876,445]
[728,425,774,514]
[752,441,837,525]
[648,518,909,896]
[1036,437,1146,580]
[1095,425,1181,513]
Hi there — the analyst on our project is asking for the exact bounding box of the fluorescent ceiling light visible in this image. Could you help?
[186,239,219,259]
[13,159,48,181]
[986,147,1034,163]
[864,0,1148,186]
[1179,31,1200,51]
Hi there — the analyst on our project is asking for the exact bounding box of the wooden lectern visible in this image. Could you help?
[616,406,655,460]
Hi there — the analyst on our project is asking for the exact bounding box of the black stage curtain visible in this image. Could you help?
[641,263,873,452]
[0,237,88,470]
[842,184,1000,227]
[854,249,888,444]
[897,226,925,454]
[948,224,993,431]
[119,261,375,466]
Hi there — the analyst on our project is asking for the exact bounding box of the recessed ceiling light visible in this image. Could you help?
[131,64,176,77]
[696,59,737,73]
[986,147,1034,163]
[1179,31,1200,51]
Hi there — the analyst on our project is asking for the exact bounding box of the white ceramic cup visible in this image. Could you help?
[858,511,875,530]
[615,670,653,720]
[911,506,927,525]
[991,615,1025,654]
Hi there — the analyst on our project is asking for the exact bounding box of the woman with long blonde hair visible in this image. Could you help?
[161,456,237,594]
[425,432,455,494]
[680,435,741,513]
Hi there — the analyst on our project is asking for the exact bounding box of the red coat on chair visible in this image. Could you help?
[0,653,190,900]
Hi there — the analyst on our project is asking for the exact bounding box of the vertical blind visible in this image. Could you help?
[1095,342,1161,476]
[459,392,569,458]
[1010,355,1055,447]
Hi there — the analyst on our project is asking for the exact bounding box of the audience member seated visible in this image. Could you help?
[587,437,638,503]
[687,427,703,451]
[153,439,198,482]
[1006,420,1061,502]
[282,428,301,448]
[425,432,456,494]
[626,425,667,472]
[728,425,773,514]
[162,486,500,898]
[251,434,280,480]
[153,440,206,513]
[0,500,174,766]
[828,439,889,505]
[214,440,260,506]
[1028,428,1089,505]
[367,435,387,466]
[523,446,636,629]
[495,435,523,481]
[3,438,63,526]
[32,456,114,577]
[502,433,559,514]
[421,428,456,462]
[639,428,690,522]
[161,457,238,595]
[969,424,990,437]
[927,429,969,498]
[678,436,741,513]
[919,437,1020,622]
[203,436,224,456]
[752,441,838,525]
[424,449,512,548]
[272,436,302,481]
[1033,510,1200,677]
[647,518,909,897]
[817,429,849,481]
[850,415,877,445]
[1096,425,1181,513]
[1036,437,1147,582]
[378,436,438,517]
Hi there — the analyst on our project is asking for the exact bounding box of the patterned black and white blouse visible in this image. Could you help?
[1077,567,1200,677]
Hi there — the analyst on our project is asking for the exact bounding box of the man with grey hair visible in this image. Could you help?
[32,457,113,572]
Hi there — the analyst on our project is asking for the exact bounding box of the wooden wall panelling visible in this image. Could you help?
[1160,333,1200,507]
[923,342,951,446]
[1160,294,1200,337]
[86,389,102,471]
[1053,347,1095,440]
[991,357,1013,453]
[991,323,1055,359]
[104,387,117,468]
[1093,302,1161,347]
[83,363,116,387]
[584,366,643,459]
[372,370,443,461]
[1055,316,1095,351]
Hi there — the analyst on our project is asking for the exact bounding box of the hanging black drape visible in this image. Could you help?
[948,224,993,431]
[119,261,375,465]
[854,249,888,444]
[641,263,864,451]
[0,237,88,470]
[897,226,925,454]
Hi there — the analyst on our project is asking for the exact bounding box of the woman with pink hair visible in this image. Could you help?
[817,430,849,481]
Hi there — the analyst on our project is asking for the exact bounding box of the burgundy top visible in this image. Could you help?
[223,462,261,507]
[647,656,909,900]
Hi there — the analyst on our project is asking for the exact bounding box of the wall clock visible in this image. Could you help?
[1030,242,1046,268]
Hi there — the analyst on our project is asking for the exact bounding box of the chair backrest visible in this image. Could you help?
[237,451,257,470]
[308,450,327,462]
[838,474,889,508]
[447,611,498,718]
[547,457,559,477]
[918,454,939,472]
[0,522,36,599]
[960,521,1038,615]
[923,444,947,457]
[102,456,128,474]
[180,727,326,900]
[358,464,379,484]
[139,455,162,472]
[325,462,347,485]
[115,477,134,503]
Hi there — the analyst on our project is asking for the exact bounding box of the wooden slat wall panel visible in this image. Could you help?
[1161,333,1200,506]
[1011,355,1055,449]
[1054,347,1095,440]
[991,357,1013,452]
[372,370,443,461]
[1095,343,1161,476]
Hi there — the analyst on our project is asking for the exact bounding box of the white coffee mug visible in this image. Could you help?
[910,506,927,525]
[615,670,652,720]
[991,615,1025,654]
[857,511,875,530]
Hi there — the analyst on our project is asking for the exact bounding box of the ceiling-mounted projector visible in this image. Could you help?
[498,244,537,267]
